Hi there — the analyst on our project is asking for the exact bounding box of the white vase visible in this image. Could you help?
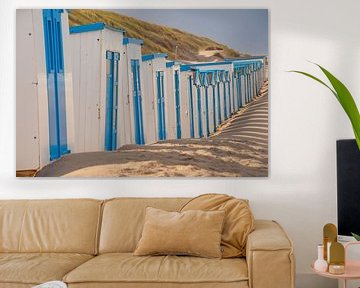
[314,244,328,272]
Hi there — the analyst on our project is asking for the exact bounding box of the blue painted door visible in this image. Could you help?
[42,9,69,161]
[188,76,195,138]
[212,86,216,132]
[196,86,203,138]
[131,59,145,144]
[105,51,120,151]
[217,82,221,124]
[174,70,181,139]
[237,74,242,108]
[247,73,251,103]
[156,71,166,140]
[227,82,232,114]
[223,82,227,119]
[205,87,210,137]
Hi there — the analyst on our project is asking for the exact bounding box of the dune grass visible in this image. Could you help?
[68,9,249,62]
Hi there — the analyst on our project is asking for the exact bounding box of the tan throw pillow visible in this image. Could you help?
[134,207,225,258]
[181,193,254,258]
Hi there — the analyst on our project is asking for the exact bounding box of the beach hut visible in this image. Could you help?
[184,61,235,125]
[178,67,193,139]
[122,37,145,145]
[165,61,182,139]
[16,9,74,172]
[141,53,168,143]
[199,70,215,136]
[69,22,125,152]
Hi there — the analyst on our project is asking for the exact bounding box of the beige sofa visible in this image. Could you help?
[0,198,295,288]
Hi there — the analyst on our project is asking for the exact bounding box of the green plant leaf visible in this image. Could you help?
[289,64,360,150]
[351,232,360,241]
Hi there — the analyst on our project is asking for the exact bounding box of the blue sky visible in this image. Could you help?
[113,9,268,56]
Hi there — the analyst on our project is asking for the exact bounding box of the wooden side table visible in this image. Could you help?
[311,242,360,288]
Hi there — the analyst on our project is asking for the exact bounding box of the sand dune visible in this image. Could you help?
[37,82,268,177]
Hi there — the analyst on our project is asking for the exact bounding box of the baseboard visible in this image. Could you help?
[296,273,337,288]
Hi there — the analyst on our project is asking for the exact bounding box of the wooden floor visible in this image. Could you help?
[36,82,268,177]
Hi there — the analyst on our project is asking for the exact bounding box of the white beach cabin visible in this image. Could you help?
[141,53,168,144]
[16,9,74,172]
[180,64,199,138]
[180,62,235,138]
[122,37,146,145]
[69,22,125,152]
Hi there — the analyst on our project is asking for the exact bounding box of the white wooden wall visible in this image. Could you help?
[165,65,177,140]
[141,60,156,144]
[70,28,123,153]
[100,29,124,149]
[16,9,73,171]
[141,57,167,143]
[121,42,142,145]
[179,71,191,139]
[61,11,75,157]
[16,10,43,171]
[153,57,168,141]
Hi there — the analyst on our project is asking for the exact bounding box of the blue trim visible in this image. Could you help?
[156,71,166,140]
[174,70,182,139]
[166,61,175,68]
[188,76,195,138]
[225,56,267,61]
[105,51,120,151]
[123,37,144,45]
[43,9,70,161]
[205,87,210,137]
[223,82,227,119]
[217,83,221,124]
[180,61,232,72]
[69,22,125,34]
[142,53,168,62]
[227,82,232,114]
[131,59,145,144]
[196,86,203,138]
[239,75,243,107]
[212,86,217,132]
[245,74,250,104]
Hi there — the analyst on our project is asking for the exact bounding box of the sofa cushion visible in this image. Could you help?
[181,194,254,258]
[0,199,103,254]
[134,207,225,258]
[0,253,93,285]
[99,198,190,253]
[63,253,248,285]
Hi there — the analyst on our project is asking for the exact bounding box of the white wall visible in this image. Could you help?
[1,1,360,288]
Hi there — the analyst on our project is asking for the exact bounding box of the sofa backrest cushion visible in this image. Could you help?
[0,199,102,254]
[99,198,189,253]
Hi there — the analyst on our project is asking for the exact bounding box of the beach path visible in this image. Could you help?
[36,82,268,177]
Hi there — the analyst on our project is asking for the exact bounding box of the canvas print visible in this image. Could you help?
[16,9,269,177]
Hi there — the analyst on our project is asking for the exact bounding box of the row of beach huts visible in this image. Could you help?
[16,9,267,172]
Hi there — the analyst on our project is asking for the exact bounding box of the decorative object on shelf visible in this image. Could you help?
[311,240,360,288]
[329,242,345,275]
[290,62,360,150]
[314,244,328,272]
[323,223,337,262]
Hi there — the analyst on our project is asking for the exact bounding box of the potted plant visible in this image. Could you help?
[291,63,360,240]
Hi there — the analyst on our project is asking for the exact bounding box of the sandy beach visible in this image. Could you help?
[36,82,268,177]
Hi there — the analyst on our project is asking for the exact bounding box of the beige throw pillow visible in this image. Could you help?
[181,194,255,258]
[134,207,225,258]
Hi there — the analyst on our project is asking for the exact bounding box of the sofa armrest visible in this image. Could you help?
[246,220,295,288]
